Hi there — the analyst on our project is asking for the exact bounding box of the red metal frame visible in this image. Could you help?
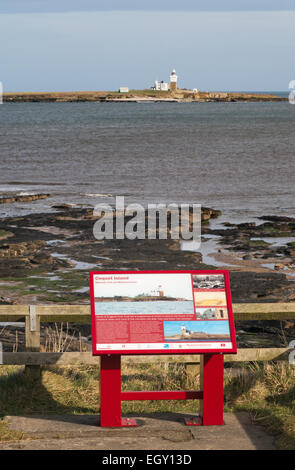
[100,352,224,427]
[91,270,236,427]
[200,353,224,425]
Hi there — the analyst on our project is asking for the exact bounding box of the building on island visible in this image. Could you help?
[181,324,191,336]
[157,285,164,297]
[169,69,178,91]
[119,87,129,93]
[150,285,164,297]
[154,80,169,91]
[153,69,178,92]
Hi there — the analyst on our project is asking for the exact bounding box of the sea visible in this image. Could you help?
[0,97,295,224]
[95,300,194,315]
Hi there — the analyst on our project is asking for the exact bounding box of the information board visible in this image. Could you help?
[90,270,237,355]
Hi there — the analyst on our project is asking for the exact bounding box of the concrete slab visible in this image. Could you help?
[1,412,276,450]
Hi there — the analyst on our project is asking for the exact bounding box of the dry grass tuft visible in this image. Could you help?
[43,323,76,353]
[224,362,295,449]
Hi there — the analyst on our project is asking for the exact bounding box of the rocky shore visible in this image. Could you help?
[0,199,294,351]
[201,216,295,282]
[0,193,50,204]
[3,90,287,103]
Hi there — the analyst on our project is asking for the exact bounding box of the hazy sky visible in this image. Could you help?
[1,1,295,13]
[0,2,294,92]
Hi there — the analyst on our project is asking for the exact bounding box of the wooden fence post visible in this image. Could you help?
[24,305,41,377]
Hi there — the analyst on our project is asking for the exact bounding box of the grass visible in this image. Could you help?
[0,230,13,240]
[248,240,270,248]
[224,362,295,450]
[0,420,23,442]
[0,366,99,418]
[0,364,199,418]
[0,362,294,448]
[263,226,278,234]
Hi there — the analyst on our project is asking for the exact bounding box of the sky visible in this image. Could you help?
[0,2,294,92]
[1,1,295,13]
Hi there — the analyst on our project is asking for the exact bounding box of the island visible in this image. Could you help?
[3,90,286,103]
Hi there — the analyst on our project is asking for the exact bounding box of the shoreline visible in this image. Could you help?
[3,91,287,103]
[0,203,294,305]
[0,203,294,351]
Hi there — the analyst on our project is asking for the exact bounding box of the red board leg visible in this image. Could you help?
[200,353,224,426]
[100,355,122,427]
[100,355,137,427]
[184,353,224,426]
[184,416,202,426]
[121,418,137,427]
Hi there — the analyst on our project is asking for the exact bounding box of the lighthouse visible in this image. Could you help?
[157,285,164,297]
[181,324,191,336]
[169,69,178,92]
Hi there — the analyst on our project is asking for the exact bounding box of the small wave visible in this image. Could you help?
[84,193,113,198]
[19,192,37,196]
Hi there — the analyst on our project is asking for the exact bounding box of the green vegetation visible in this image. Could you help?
[128,89,170,97]
[0,230,13,240]
[263,226,278,234]
[101,89,172,99]
[0,270,89,303]
[0,362,294,448]
[248,239,270,248]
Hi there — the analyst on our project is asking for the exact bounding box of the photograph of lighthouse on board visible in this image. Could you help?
[163,320,231,342]
[94,272,194,315]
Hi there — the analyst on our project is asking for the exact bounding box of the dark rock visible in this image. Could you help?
[0,193,50,204]
[229,271,294,303]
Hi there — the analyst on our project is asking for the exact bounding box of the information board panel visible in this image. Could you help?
[90,270,237,355]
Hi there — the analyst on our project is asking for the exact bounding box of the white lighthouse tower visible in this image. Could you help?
[169,69,178,92]
[181,324,191,336]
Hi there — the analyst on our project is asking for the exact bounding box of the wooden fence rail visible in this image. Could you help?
[0,349,290,366]
[0,303,294,366]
